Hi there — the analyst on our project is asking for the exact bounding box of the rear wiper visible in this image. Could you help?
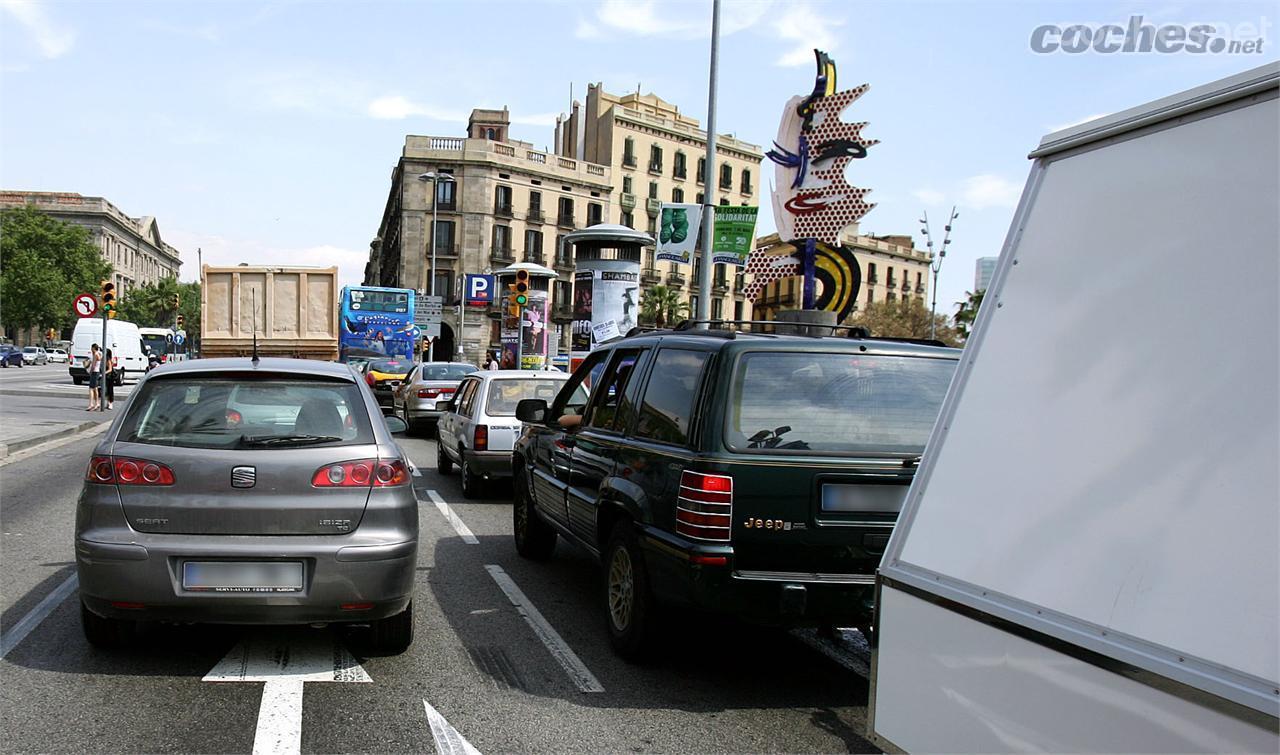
[239,434,342,447]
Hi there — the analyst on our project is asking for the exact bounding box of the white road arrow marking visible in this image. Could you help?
[423,700,482,755]
[203,632,371,755]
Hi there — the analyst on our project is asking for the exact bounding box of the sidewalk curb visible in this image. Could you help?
[0,420,110,459]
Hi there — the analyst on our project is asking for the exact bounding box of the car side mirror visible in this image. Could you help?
[384,415,408,435]
[516,398,547,423]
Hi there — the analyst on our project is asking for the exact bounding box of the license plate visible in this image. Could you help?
[820,484,908,514]
[182,561,304,593]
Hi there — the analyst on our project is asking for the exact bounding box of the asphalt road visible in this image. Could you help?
[0,363,134,452]
[0,427,876,754]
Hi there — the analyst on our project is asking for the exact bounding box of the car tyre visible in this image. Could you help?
[436,438,453,474]
[366,601,414,655]
[513,467,556,560]
[80,600,135,649]
[460,454,482,499]
[603,521,658,661]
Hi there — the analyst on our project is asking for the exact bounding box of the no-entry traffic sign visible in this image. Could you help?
[73,293,98,318]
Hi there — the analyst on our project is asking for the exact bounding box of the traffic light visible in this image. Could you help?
[176,315,184,329]
[100,280,116,319]
[506,284,520,318]
[172,293,180,308]
[514,269,529,306]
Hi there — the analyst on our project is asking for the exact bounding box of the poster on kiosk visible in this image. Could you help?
[570,259,639,370]
[500,289,549,370]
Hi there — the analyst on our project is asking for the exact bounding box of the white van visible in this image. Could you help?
[69,319,147,384]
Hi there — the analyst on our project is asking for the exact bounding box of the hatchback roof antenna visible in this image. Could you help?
[251,287,260,365]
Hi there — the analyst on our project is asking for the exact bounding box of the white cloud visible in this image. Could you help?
[775,2,842,67]
[0,0,76,58]
[959,174,1021,210]
[1048,112,1107,133]
[913,188,945,206]
[366,95,466,122]
[167,229,368,289]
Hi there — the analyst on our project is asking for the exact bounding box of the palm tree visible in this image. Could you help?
[639,285,691,328]
[954,289,985,341]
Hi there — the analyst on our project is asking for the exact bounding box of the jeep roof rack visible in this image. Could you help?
[672,319,873,339]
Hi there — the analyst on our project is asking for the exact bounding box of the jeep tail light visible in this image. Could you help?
[676,470,733,542]
[474,425,488,451]
[312,458,408,487]
[85,456,175,486]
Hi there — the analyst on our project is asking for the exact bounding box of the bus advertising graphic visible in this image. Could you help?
[340,286,420,362]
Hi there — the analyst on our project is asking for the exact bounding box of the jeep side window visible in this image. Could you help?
[584,349,647,432]
[551,350,609,420]
[633,349,710,446]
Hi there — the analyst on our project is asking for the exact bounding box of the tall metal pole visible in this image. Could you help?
[696,0,722,322]
[99,306,108,412]
[428,181,438,362]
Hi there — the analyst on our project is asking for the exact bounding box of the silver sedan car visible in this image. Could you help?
[392,361,477,435]
[75,358,418,653]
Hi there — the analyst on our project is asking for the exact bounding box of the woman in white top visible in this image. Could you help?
[87,344,101,411]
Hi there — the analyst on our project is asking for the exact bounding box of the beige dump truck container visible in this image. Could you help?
[200,265,339,361]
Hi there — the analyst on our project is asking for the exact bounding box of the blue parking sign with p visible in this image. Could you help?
[464,274,495,306]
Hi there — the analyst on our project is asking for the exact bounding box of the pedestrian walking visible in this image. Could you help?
[87,344,101,410]
[486,352,500,370]
[104,348,116,410]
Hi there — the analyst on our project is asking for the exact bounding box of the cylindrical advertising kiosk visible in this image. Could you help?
[563,225,654,371]
[494,262,556,371]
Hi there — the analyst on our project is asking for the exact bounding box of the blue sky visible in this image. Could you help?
[2,0,1275,312]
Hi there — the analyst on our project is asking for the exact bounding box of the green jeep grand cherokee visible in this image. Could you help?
[511,324,959,658]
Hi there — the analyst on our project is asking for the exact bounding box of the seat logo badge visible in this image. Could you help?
[231,466,256,488]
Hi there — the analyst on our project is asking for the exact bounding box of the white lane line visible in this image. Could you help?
[0,573,78,658]
[484,564,604,693]
[427,490,479,544]
[253,679,305,755]
[423,700,482,755]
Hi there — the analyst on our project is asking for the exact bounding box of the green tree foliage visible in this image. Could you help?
[853,298,960,346]
[117,277,201,340]
[0,206,113,335]
[639,284,690,328]
[954,289,985,341]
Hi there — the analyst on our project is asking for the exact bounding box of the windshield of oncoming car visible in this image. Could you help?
[726,352,957,455]
[117,376,374,449]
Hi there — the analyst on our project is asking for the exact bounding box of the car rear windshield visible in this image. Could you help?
[420,364,476,381]
[369,359,411,374]
[725,352,956,455]
[485,378,580,416]
[118,376,374,449]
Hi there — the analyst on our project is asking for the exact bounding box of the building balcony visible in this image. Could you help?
[868,276,879,285]
[490,246,514,263]
[523,251,545,265]
[623,154,637,168]
[667,271,686,287]
[720,179,734,191]
[494,203,513,218]
[645,197,662,216]
[526,209,545,224]
[554,254,574,270]
[430,243,459,258]
[619,193,636,211]
[556,214,575,229]
[673,167,687,180]
[740,185,752,196]
[916,284,925,293]
[713,279,729,294]
[436,200,458,212]
[648,162,663,175]
[551,303,574,324]
[641,267,661,284]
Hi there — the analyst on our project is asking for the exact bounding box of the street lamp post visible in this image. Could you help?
[919,206,959,340]
[417,171,455,361]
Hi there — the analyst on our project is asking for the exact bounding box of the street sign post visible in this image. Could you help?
[73,294,98,319]
[417,295,443,342]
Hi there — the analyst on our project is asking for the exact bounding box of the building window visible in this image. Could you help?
[697,157,706,185]
[867,286,875,305]
[741,168,752,194]
[557,196,574,227]
[916,271,923,291]
[623,137,636,167]
[432,220,455,253]
[719,198,730,206]
[734,300,744,320]
[529,191,542,214]
[433,271,454,302]
[555,234,569,265]
[648,181,659,199]
[720,163,733,190]
[436,179,456,209]
[555,279,572,309]
[712,298,723,319]
[672,187,684,203]
[695,192,704,204]
[587,202,603,225]
[495,186,513,216]
[867,262,878,284]
[649,145,663,173]
[887,292,896,302]
[622,176,633,194]
[524,229,543,258]
[492,224,511,254]
[486,128,495,140]
[647,216,657,235]
[674,151,687,179]
[887,266,895,288]
[621,211,634,228]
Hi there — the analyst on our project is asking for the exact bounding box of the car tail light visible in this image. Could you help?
[676,470,733,542]
[474,425,488,451]
[418,387,456,399]
[85,456,176,486]
[312,459,409,487]
[365,372,376,387]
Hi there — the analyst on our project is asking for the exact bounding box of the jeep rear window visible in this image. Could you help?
[726,352,956,455]
[118,377,374,449]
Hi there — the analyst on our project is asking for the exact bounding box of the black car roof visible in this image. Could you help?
[611,324,961,358]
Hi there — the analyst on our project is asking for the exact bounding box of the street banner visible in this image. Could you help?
[655,203,703,265]
[463,274,496,307]
[711,206,759,266]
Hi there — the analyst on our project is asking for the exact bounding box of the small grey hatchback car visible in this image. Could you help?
[75,358,418,653]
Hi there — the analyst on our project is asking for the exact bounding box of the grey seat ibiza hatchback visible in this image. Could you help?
[75,358,419,653]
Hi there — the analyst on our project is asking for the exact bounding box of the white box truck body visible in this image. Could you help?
[869,63,1278,752]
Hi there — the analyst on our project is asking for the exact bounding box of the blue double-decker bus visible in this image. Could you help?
[339,286,419,362]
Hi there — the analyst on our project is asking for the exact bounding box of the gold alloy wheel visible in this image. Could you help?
[607,546,634,632]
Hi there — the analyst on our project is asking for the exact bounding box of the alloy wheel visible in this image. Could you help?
[607,546,634,631]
